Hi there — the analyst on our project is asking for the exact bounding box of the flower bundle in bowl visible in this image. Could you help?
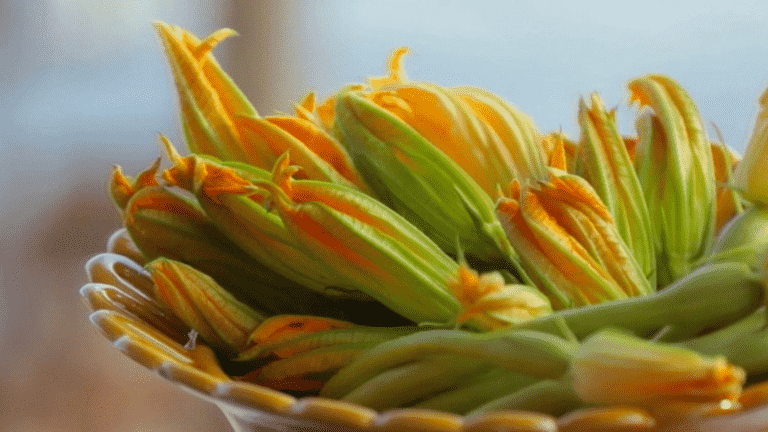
[81,21,768,432]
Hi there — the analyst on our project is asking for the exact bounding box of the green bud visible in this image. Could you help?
[454,85,549,182]
[121,185,327,316]
[572,329,745,408]
[160,143,359,299]
[630,75,717,286]
[706,205,768,268]
[256,153,462,326]
[146,258,266,354]
[334,90,523,272]
[575,93,656,286]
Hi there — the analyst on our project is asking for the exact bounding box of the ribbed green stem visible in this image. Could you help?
[340,354,493,410]
[413,367,539,414]
[467,379,583,417]
[320,329,575,399]
[514,262,763,341]
[676,307,768,375]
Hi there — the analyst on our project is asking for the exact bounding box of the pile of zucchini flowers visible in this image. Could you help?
[105,22,768,423]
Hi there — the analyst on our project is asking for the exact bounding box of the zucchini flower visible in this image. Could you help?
[630,75,717,286]
[447,265,551,331]
[454,85,549,183]
[155,22,366,191]
[711,141,746,233]
[364,82,513,196]
[572,329,746,408]
[334,87,520,269]
[361,49,515,193]
[120,184,325,316]
[159,138,357,299]
[109,158,161,211]
[496,170,653,309]
[146,258,267,355]
[575,93,655,286]
[733,87,768,205]
[357,48,548,193]
[253,153,462,325]
[155,22,256,162]
[239,315,413,361]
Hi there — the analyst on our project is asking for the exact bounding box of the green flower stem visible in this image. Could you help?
[413,367,539,414]
[514,261,763,341]
[707,205,768,268]
[467,378,583,417]
[676,307,768,376]
[320,329,576,399]
[340,354,493,410]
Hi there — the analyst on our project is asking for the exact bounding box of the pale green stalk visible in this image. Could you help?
[320,329,576,399]
[340,354,493,410]
[413,367,539,414]
[513,261,764,341]
[467,379,582,417]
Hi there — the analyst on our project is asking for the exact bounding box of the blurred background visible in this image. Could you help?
[1,1,767,430]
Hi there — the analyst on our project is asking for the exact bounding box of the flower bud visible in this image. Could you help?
[238,315,413,361]
[109,158,160,211]
[572,329,746,408]
[155,22,257,162]
[630,75,717,286]
[255,153,462,325]
[146,258,266,354]
[496,170,652,309]
[335,90,520,268]
[575,93,655,286]
[159,138,354,298]
[447,265,551,330]
[455,85,549,183]
[122,184,328,315]
[156,22,365,190]
[250,341,378,392]
[733,87,768,205]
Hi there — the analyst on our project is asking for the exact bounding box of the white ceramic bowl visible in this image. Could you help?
[80,229,768,432]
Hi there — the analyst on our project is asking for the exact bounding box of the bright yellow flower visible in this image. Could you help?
[630,75,717,286]
[447,265,551,330]
[155,22,367,190]
[147,258,266,354]
[496,169,652,309]
[572,330,746,408]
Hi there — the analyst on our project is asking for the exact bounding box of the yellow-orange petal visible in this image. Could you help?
[369,47,410,90]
